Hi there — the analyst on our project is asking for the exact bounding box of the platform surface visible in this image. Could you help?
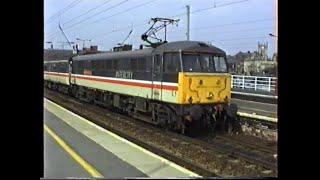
[44,98,200,178]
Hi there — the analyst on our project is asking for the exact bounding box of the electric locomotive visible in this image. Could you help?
[44,41,239,134]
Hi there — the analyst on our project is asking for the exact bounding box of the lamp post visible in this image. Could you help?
[269,33,278,57]
[269,33,278,94]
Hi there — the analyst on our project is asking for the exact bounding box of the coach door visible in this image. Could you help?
[152,54,163,101]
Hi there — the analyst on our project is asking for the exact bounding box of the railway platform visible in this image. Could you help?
[231,98,277,118]
[44,99,200,178]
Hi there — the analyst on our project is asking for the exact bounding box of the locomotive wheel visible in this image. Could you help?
[157,106,185,134]
[176,117,186,134]
[231,115,242,135]
[227,121,233,134]
[157,107,168,128]
[210,113,217,133]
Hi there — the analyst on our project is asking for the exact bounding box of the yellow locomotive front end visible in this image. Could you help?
[178,72,231,105]
[176,52,231,105]
[150,41,239,134]
[171,50,238,134]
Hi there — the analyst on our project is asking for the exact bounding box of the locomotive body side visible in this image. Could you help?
[44,41,238,134]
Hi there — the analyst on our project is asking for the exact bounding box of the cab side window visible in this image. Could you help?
[164,53,181,73]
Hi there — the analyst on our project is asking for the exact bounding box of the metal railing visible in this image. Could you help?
[231,75,277,92]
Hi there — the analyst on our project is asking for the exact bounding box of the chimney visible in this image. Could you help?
[51,44,53,49]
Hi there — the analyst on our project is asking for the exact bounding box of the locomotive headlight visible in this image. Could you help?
[207,92,214,99]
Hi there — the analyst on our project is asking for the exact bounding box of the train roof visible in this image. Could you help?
[44,60,68,63]
[72,41,225,61]
[72,48,153,61]
[154,41,226,54]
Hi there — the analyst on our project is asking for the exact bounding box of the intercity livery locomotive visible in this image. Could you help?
[44,41,239,134]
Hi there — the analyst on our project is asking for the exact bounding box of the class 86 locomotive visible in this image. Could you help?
[44,41,239,135]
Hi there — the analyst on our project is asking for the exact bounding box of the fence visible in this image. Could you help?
[231,75,277,92]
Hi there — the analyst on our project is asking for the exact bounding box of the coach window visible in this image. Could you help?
[62,63,67,72]
[55,63,60,72]
[44,64,48,71]
[52,63,57,72]
[58,63,63,72]
[84,60,92,70]
[73,62,78,74]
[50,64,54,72]
[61,63,67,73]
[76,61,84,74]
[92,60,97,72]
[57,63,62,72]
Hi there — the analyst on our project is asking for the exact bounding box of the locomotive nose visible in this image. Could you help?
[178,73,231,104]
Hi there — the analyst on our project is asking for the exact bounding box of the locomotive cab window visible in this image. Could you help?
[182,53,227,73]
[182,54,201,72]
[213,56,227,72]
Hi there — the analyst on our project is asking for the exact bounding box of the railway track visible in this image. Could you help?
[215,134,276,154]
[44,88,277,177]
[198,135,277,171]
[160,129,277,171]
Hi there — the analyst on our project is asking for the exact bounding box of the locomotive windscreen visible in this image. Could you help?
[182,54,227,73]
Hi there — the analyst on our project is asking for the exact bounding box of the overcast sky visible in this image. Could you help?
[44,0,277,56]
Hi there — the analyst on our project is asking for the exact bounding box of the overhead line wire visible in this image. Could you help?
[62,0,113,25]
[46,0,83,24]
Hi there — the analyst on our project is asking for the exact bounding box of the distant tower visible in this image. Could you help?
[258,42,268,60]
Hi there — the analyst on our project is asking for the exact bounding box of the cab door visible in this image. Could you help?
[152,54,163,101]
